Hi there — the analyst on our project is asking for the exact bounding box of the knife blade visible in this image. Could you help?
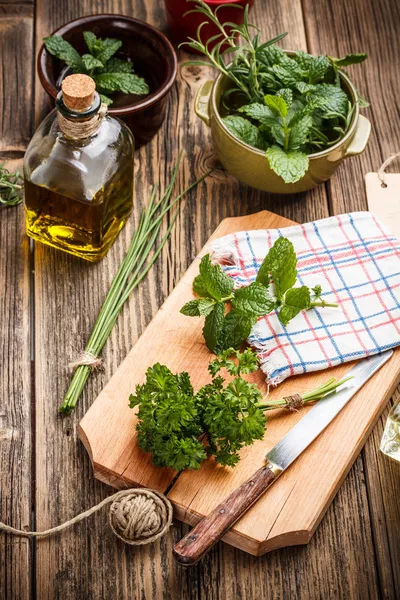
[173,350,393,566]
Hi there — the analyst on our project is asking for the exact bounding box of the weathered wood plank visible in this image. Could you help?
[0,159,31,600]
[0,6,34,153]
[302,0,400,596]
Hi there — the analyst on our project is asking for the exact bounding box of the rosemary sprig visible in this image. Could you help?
[60,153,211,414]
[0,164,23,207]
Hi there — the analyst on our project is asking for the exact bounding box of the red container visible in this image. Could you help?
[164,0,256,48]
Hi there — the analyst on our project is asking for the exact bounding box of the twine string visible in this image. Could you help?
[0,488,173,546]
[283,393,304,411]
[58,104,108,140]
[69,351,103,370]
[377,152,400,187]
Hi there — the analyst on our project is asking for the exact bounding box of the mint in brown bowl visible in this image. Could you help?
[38,14,178,147]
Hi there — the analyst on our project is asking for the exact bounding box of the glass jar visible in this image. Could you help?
[24,74,134,262]
[380,399,400,462]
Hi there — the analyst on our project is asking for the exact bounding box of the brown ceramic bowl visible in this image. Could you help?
[37,14,178,147]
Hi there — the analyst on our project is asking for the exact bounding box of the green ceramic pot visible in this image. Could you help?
[195,60,371,194]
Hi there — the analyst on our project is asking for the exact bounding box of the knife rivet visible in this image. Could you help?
[219,508,225,514]
[249,481,254,486]
[190,534,198,541]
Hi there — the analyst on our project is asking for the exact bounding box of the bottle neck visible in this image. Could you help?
[56,91,108,140]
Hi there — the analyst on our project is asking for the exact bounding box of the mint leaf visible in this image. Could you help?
[193,273,210,297]
[99,93,113,106]
[81,54,104,71]
[222,116,267,150]
[271,61,305,87]
[266,146,309,184]
[180,298,216,317]
[102,57,132,74]
[293,51,314,70]
[95,38,122,64]
[309,84,349,116]
[232,282,275,317]
[203,303,225,353]
[200,254,233,300]
[264,94,288,118]
[276,88,293,106]
[238,103,277,128]
[257,237,297,299]
[288,115,313,149]
[93,73,149,95]
[257,44,287,68]
[217,311,256,352]
[333,53,367,67]
[269,123,285,146]
[43,35,83,73]
[279,286,311,326]
[308,55,331,83]
[83,31,97,54]
[295,82,317,95]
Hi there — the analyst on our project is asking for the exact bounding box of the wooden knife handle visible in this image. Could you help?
[173,463,278,566]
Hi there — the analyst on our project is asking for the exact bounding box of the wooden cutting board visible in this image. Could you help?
[79,210,400,556]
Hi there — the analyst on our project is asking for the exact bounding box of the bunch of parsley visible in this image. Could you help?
[129,348,266,470]
[183,0,368,183]
[181,237,337,354]
[130,347,351,471]
[44,31,150,106]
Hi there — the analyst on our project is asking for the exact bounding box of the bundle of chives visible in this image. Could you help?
[60,153,210,413]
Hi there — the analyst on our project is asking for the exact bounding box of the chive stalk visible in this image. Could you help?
[60,153,211,413]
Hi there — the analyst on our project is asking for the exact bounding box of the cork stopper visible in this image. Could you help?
[61,74,96,111]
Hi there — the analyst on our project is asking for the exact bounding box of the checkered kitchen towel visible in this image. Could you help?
[211,211,400,384]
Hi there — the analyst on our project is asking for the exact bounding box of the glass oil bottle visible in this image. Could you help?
[380,399,400,462]
[24,74,134,262]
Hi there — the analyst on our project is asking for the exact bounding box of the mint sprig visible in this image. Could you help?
[44,31,150,106]
[181,237,338,353]
[183,1,368,184]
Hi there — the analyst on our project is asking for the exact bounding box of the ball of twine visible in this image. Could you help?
[0,488,173,546]
[109,489,173,545]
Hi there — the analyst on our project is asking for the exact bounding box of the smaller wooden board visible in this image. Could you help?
[79,210,400,556]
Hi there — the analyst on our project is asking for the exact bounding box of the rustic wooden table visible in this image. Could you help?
[1,0,399,598]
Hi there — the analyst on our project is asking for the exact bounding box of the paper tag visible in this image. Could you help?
[366,172,400,240]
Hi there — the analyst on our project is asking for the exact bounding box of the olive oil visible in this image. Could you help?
[24,74,134,262]
[380,401,400,462]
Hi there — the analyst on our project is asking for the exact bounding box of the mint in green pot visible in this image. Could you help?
[185,0,371,194]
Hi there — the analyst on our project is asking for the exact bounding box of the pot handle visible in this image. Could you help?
[194,80,214,127]
[344,115,371,158]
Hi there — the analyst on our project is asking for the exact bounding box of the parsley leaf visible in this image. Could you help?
[130,350,266,471]
[266,146,309,184]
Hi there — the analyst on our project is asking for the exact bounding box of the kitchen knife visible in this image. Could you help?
[173,350,393,566]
